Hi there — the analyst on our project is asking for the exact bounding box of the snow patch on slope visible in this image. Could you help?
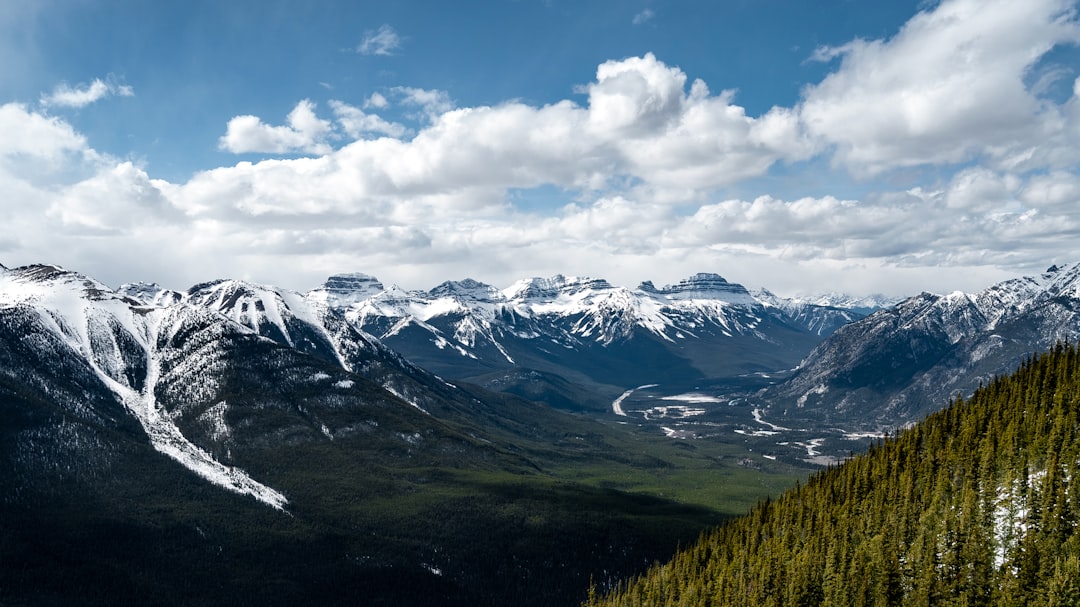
[0,266,289,510]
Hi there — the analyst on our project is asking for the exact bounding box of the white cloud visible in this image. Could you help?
[357,24,402,56]
[800,0,1080,175]
[391,86,453,122]
[209,54,808,200]
[330,100,408,139]
[586,54,686,137]
[1,95,1073,298]
[365,92,389,109]
[41,77,134,108]
[47,162,180,233]
[1021,171,1080,208]
[0,102,88,161]
[632,9,655,25]
[7,1,1080,299]
[219,99,333,154]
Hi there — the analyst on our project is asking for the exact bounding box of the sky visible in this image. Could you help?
[2,0,1080,297]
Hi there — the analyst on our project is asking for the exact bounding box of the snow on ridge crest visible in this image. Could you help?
[0,266,289,510]
[639,272,757,304]
[427,278,506,304]
[502,274,613,301]
[308,273,386,308]
[118,281,183,307]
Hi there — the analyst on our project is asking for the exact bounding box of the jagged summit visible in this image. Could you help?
[809,292,900,310]
[639,272,755,303]
[767,261,1080,426]
[303,269,880,386]
[308,273,387,308]
[118,281,183,306]
[1,261,899,418]
[503,276,563,300]
[1040,261,1080,295]
[503,275,615,301]
[0,263,125,305]
[428,278,505,302]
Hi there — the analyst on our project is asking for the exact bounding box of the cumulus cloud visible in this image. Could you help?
[586,53,687,137]
[0,102,89,161]
[365,92,389,109]
[800,0,1080,175]
[206,53,809,197]
[330,100,408,139]
[219,99,333,154]
[7,1,1080,297]
[357,24,402,56]
[47,162,180,233]
[40,77,133,108]
[1021,171,1080,207]
[391,86,453,122]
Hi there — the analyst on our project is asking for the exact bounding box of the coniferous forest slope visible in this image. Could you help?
[587,342,1080,607]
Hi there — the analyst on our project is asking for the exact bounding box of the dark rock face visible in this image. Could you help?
[763,264,1080,429]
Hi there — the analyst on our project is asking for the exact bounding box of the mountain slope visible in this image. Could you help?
[0,262,810,606]
[762,263,1080,429]
[588,342,1080,606]
[314,272,871,408]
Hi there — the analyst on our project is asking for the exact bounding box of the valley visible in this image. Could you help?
[601,378,883,468]
[4,261,1080,605]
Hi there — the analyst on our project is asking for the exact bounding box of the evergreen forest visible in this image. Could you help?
[586,342,1080,607]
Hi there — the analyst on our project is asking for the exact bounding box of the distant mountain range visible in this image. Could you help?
[761,263,1080,429]
[304,272,890,406]
[11,258,1080,435]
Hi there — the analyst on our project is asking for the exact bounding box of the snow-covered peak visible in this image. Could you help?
[184,279,325,349]
[428,279,505,303]
[307,273,386,309]
[502,275,614,301]
[558,276,615,295]
[639,273,757,304]
[348,284,427,318]
[502,276,563,301]
[960,262,1080,323]
[118,281,183,307]
[781,291,902,313]
[1,266,292,509]
[0,264,129,308]
[1040,262,1080,298]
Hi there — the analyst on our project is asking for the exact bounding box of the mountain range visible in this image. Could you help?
[305,271,884,408]
[7,258,1080,604]
[761,263,1080,429]
[0,261,807,606]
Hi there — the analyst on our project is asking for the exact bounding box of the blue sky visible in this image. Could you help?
[2,0,1080,296]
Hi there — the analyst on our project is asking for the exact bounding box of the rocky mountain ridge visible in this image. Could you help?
[310,271,883,398]
[0,261,802,607]
[763,263,1080,428]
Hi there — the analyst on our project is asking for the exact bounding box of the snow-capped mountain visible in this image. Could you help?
[0,263,527,512]
[2,261,738,606]
[752,289,902,319]
[315,272,874,397]
[763,263,1080,429]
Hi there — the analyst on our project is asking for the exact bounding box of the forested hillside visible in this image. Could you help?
[587,342,1080,607]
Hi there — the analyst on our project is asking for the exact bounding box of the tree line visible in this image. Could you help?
[587,342,1080,606]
